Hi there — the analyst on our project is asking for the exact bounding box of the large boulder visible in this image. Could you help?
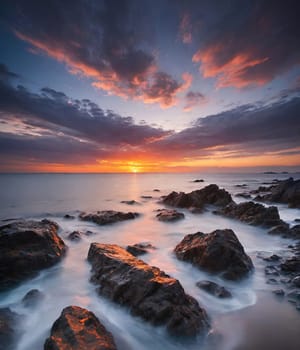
[0,308,20,350]
[254,177,300,208]
[87,243,210,337]
[0,219,67,291]
[44,306,117,350]
[174,229,254,280]
[79,210,139,226]
[162,184,233,211]
[214,201,284,227]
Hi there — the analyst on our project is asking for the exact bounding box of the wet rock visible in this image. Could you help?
[163,184,233,210]
[262,254,282,262]
[291,275,300,287]
[268,223,290,235]
[174,229,254,280]
[196,280,232,298]
[272,289,285,297]
[0,220,67,291]
[156,209,185,222]
[88,243,210,337]
[120,200,140,205]
[280,256,300,274]
[236,193,251,199]
[141,195,153,199]
[287,290,300,301]
[267,278,278,284]
[214,201,284,228]
[63,214,75,220]
[126,242,156,257]
[192,179,204,183]
[22,289,44,308]
[254,177,300,208]
[67,231,82,241]
[0,308,20,350]
[288,225,300,239]
[265,266,280,276]
[79,210,139,226]
[44,306,117,350]
[153,189,160,192]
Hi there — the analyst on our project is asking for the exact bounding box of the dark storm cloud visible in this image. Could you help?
[150,97,300,156]
[0,75,171,147]
[180,0,300,87]
[1,0,189,107]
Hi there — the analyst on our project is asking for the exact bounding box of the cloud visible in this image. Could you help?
[185,0,300,88]
[3,0,190,108]
[179,13,192,44]
[184,91,207,111]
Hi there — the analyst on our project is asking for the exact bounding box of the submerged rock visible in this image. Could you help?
[67,231,82,241]
[214,201,283,228]
[63,214,75,220]
[120,200,140,205]
[0,219,67,291]
[156,209,185,222]
[79,210,139,226]
[162,184,233,211]
[88,243,210,337]
[126,242,156,256]
[44,306,117,350]
[22,289,44,308]
[196,280,232,298]
[0,308,20,350]
[192,179,204,183]
[174,229,254,280]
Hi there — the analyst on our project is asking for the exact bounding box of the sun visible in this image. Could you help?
[131,167,138,173]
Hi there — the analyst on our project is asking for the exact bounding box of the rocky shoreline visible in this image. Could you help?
[0,179,299,349]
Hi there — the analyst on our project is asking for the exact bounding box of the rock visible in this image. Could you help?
[22,289,44,308]
[214,201,284,228]
[174,229,254,280]
[291,275,300,287]
[79,210,139,226]
[236,193,251,199]
[67,231,82,241]
[196,280,232,298]
[288,225,300,239]
[163,184,233,210]
[272,289,285,296]
[267,278,278,284]
[141,195,153,199]
[44,306,117,350]
[155,209,185,222]
[234,184,248,188]
[287,290,300,301]
[192,179,204,183]
[88,243,210,337]
[295,219,300,223]
[0,308,20,350]
[280,256,300,274]
[153,189,160,192]
[262,254,282,262]
[120,200,140,205]
[268,223,290,235]
[126,243,156,257]
[0,220,67,291]
[265,266,280,276]
[254,177,300,208]
[63,214,75,220]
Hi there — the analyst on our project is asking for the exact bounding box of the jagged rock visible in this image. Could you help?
[254,177,300,208]
[214,201,284,227]
[196,280,232,298]
[44,306,117,350]
[156,209,185,222]
[0,219,67,291]
[79,210,139,226]
[174,229,253,280]
[88,243,210,337]
[0,308,20,350]
[126,243,156,256]
[162,184,233,210]
[22,289,44,308]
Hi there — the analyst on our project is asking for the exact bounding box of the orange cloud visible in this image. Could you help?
[193,44,270,88]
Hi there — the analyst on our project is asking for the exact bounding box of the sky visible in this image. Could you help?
[0,0,299,173]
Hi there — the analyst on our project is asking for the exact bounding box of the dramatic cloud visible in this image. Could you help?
[2,0,190,108]
[184,91,207,111]
[186,0,300,88]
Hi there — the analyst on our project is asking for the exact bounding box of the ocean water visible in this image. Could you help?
[0,172,300,350]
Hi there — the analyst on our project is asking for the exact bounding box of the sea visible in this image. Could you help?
[0,172,300,350]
